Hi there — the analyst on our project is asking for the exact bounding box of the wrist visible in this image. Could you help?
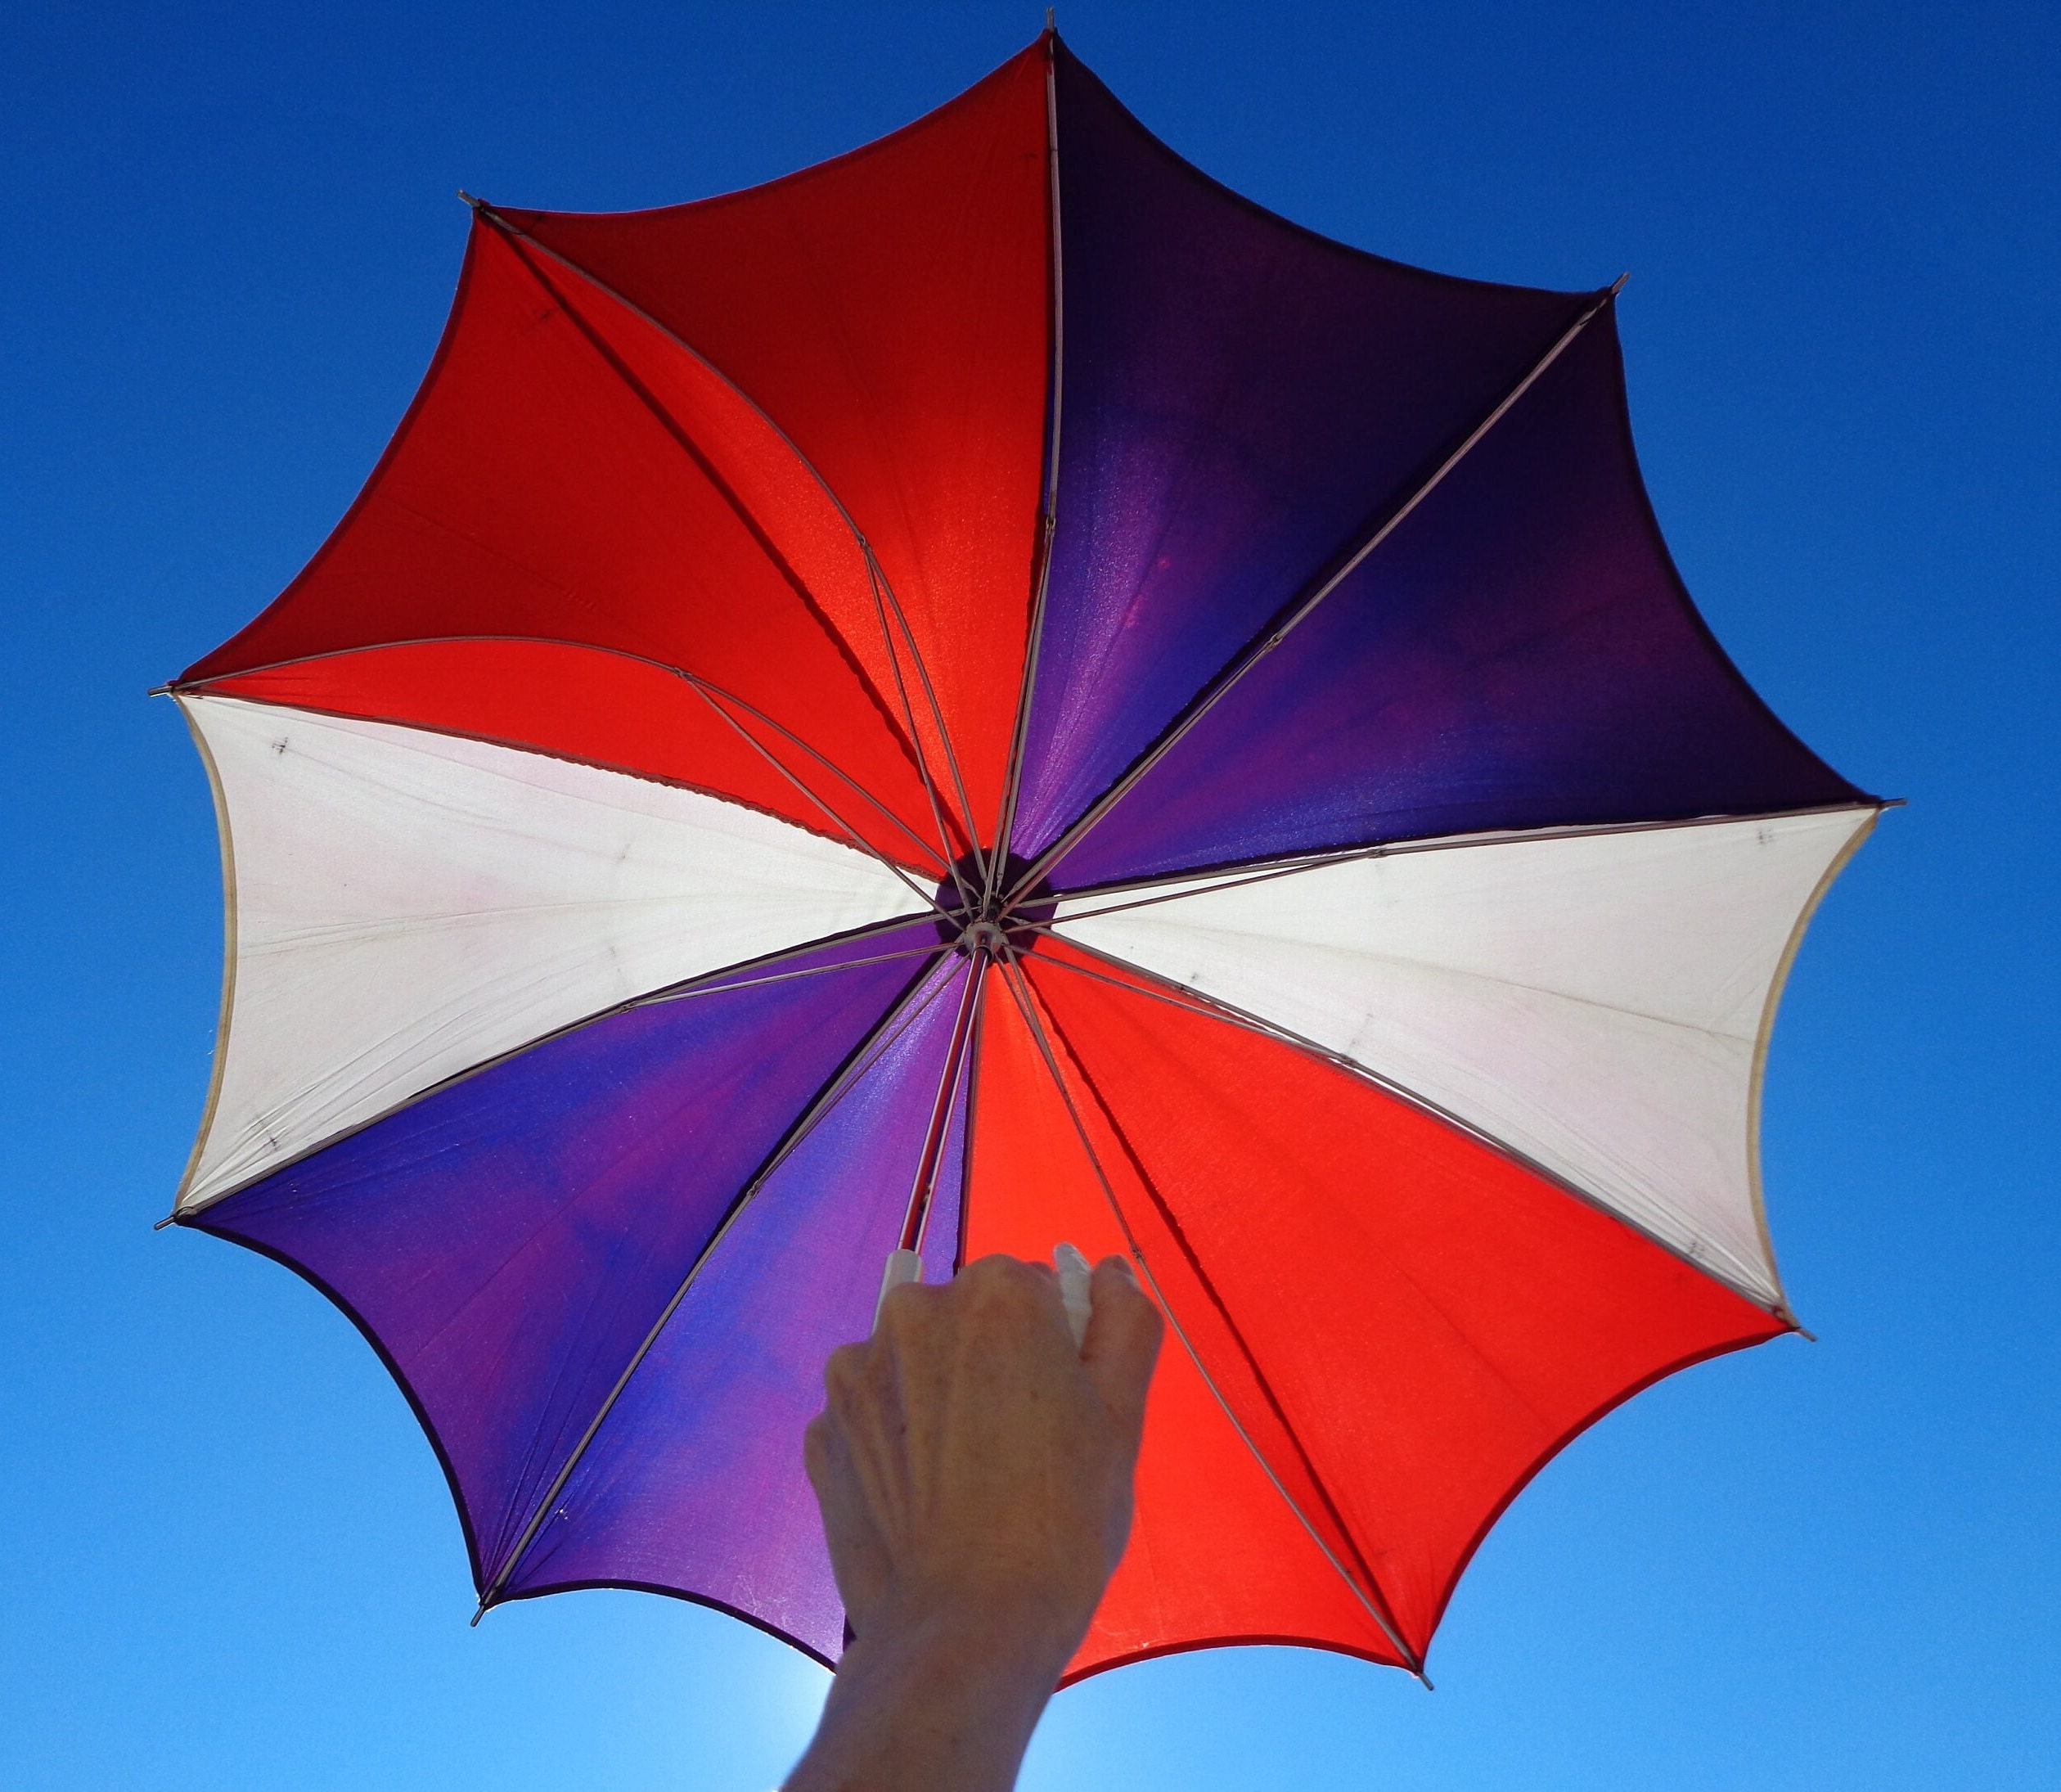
[892,1600,1079,1690]
[867,1581,1090,1675]
[785,1605,1077,1792]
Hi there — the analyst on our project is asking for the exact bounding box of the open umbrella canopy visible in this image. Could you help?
[165,31,1879,1682]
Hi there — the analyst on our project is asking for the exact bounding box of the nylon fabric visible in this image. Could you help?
[1019,947,1784,1657]
[1050,316,1869,889]
[502,43,1051,848]
[1010,44,1588,867]
[1054,808,1872,1304]
[179,696,924,1210]
[208,640,947,872]
[965,968,1405,1677]
[497,957,977,1647]
[191,939,931,1592]
[182,221,943,858]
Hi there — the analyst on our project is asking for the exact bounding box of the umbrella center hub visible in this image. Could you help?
[934,852,1057,957]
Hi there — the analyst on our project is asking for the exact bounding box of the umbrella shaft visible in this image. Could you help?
[898,952,987,1254]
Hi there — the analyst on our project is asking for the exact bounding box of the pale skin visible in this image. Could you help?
[785,1253,1164,1792]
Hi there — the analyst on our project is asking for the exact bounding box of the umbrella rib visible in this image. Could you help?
[479,218,938,838]
[1016,962,1427,1664]
[1003,280,1626,907]
[637,942,950,1009]
[860,539,987,888]
[898,953,986,1254]
[682,676,954,920]
[986,35,1068,907]
[173,638,951,876]
[948,961,992,1273]
[668,668,952,875]
[167,912,943,1222]
[474,204,967,880]
[996,957,1426,1678]
[618,916,946,1014]
[860,549,980,908]
[1022,925,1793,1320]
[1042,800,1892,922]
[475,954,961,1619]
[881,554,989,893]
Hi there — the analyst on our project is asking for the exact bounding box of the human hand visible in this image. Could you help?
[785,1252,1163,1792]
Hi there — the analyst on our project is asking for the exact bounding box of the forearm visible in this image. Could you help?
[784,1610,1074,1792]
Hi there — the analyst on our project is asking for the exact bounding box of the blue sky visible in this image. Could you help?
[4,2,2055,1786]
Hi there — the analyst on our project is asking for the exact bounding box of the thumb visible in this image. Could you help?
[1081,1255,1163,1436]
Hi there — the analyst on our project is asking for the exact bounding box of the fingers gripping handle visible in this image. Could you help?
[872,1243,1095,1349]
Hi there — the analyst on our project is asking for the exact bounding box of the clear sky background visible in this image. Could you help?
[4,2,2055,1786]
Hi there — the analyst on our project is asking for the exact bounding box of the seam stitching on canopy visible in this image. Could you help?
[868,544,987,884]
[178,644,950,875]
[859,551,981,903]
[987,34,1067,901]
[1046,800,1891,912]
[1064,921,1761,1039]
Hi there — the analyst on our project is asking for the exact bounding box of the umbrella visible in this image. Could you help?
[164,31,1880,1683]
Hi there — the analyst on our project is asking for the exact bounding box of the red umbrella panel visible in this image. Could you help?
[165,34,1879,1682]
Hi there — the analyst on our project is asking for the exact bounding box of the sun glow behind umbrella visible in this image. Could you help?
[164,31,1878,1683]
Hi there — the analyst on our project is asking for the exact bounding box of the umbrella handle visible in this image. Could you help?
[874,1248,925,1329]
[1054,1242,1093,1349]
[871,1244,1094,1349]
